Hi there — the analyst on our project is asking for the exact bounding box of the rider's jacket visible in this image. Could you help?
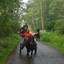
[19,31,32,40]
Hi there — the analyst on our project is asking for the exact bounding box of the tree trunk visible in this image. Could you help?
[40,2,44,30]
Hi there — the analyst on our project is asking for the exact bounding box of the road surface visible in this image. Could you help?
[6,41,64,64]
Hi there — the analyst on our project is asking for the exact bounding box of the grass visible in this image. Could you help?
[40,31,64,55]
[0,34,21,64]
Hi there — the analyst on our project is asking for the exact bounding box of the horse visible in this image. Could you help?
[26,36,37,58]
[34,32,40,41]
[20,36,37,58]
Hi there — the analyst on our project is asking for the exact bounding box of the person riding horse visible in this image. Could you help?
[18,25,37,50]
[35,27,40,41]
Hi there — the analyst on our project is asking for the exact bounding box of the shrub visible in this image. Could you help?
[54,19,64,34]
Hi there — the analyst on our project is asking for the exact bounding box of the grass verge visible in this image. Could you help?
[40,31,64,55]
[0,34,21,64]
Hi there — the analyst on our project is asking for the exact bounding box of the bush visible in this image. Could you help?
[40,32,51,42]
[54,19,64,34]
[0,34,21,64]
[40,31,64,55]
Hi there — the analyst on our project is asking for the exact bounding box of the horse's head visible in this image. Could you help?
[28,36,34,45]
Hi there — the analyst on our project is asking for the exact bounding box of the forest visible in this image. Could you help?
[0,0,64,64]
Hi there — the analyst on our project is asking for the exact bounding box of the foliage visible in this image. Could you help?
[54,19,64,34]
[0,0,20,38]
[23,0,64,33]
[40,32,64,55]
[0,34,21,64]
[43,0,64,31]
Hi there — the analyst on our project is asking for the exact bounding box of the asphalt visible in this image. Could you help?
[6,41,64,64]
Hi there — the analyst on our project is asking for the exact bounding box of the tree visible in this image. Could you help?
[54,19,64,34]
[0,0,20,38]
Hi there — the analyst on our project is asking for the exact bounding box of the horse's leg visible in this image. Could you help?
[39,36,40,41]
[20,44,23,54]
[31,50,33,58]
[27,48,29,56]
[34,47,37,55]
[20,48,21,54]
[36,37,38,41]
[19,42,24,54]
[34,44,37,55]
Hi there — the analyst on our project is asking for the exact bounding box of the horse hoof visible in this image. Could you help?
[27,53,29,56]
[31,56,32,58]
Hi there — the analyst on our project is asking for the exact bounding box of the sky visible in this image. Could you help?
[19,0,29,26]
[19,0,29,17]
[22,0,28,3]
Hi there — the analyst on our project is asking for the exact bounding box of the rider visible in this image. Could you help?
[36,27,40,41]
[18,24,37,49]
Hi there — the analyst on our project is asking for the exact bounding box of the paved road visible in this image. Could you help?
[6,41,64,64]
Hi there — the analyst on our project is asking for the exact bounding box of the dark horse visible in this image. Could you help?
[35,28,40,41]
[26,36,37,57]
[20,36,37,58]
[35,32,40,41]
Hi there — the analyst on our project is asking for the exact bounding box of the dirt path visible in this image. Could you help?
[6,41,64,64]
